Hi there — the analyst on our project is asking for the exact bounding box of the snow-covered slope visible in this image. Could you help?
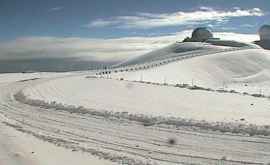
[115,41,258,67]
[116,42,227,67]
[22,41,270,125]
[23,76,270,125]
[111,48,270,94]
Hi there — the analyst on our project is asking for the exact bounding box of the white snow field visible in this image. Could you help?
[23,76,270,125]
[0,73,115,165]
[0,114,115,165]
[111,45,270,95]
[2,41,270,165]
[1,73,270,165]
[115,41,259,67]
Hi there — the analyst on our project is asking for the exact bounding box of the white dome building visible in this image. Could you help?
[259,25,270,41]
[191,27,213,42]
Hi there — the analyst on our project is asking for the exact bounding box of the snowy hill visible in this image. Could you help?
[110,42,270,94]
[115,41,258,67]
[22,41,270,125]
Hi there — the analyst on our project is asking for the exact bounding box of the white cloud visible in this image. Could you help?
[49,6,64,12]
[199,6,214,11]
[215,32,259,42]
[241,24,255,28]
[86,8,264,29]
[0,31,259,62]
[0,35,182,61]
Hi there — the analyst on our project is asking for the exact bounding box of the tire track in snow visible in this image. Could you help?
[0,77,269,165]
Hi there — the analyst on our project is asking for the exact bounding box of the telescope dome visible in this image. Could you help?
[259,25,270,41]
[191,27,213,42]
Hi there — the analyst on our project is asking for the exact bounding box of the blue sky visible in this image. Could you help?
[0,0,269,61]
[1,0,269,40]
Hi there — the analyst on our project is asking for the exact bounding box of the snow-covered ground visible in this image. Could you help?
[2,41,270,164]
[0,73,115,165]
[116,42,230,67]
[115,41,258,67]
[22,43,270,126]
[111,48,270,95]
[23,76,270,125]
[1,73,270,165]
[0,114,115,165]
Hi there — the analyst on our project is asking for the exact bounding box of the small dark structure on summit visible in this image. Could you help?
[254,25,270,50]
[183,27,214,42]
[191,27,214,42]
[259,25,270,41]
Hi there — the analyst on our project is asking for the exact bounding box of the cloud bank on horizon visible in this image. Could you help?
[0,31,259,61]
[86,7,264,29]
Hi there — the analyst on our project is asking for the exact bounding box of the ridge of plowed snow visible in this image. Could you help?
[23,77,270,125]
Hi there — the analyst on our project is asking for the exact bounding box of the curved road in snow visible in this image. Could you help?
[0,74,270,165]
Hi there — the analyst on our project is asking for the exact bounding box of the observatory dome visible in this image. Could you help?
[191,27,213,42]
[259,25,270,41]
